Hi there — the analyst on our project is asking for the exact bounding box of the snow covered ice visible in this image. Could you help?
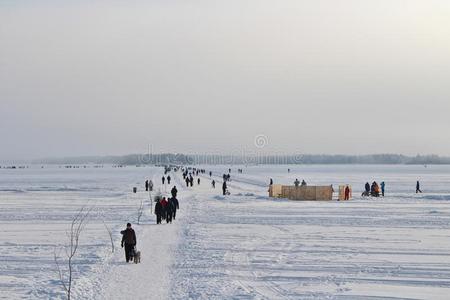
[1,165,450,299]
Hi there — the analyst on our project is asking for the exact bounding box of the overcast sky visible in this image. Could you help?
[1,0,450,160]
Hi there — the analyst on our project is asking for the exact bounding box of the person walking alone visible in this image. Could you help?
[121,223,136,263]
[416,181,422,193]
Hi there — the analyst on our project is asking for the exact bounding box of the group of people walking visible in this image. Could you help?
[154,186,179,224]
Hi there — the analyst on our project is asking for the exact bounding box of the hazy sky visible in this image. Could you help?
[1,0,450,160]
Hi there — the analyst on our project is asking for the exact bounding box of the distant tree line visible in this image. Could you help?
[35,153,450,165]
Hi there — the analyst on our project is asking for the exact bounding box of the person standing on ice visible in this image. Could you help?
[269,178,273,185]
[155,199,163,224]
[197,178,201,185]
[166,199,173,223]
[121,223,137,263]
[161,197,168,220]
[416,181,422,193]
[364,182,370,196]
[222,181,227,195]
[145,180,149,192]
[301,180,307,186]
[344,185,350,200]
[167,175,171,185]
[381,182,385,197]
[212,180,216,188]
[162,176,165,185]
[294,179,300,187]
[171,186,178,198]
[149,180,153,192]
[209,171,212,177]
[170,197,179,220]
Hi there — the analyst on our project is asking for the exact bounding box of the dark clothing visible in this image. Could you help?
[197,178,200,185]
[155,202,163,224]
[344,187,350,200]
[121,228,136,263]
[124,244,134,262]
[121,228,136,246]
[145,180,149,192]
[365,183,370,193]
[167,176,171,185]
[416,181,422,193]
[171,187,178,198]
[169,197,178,220]
[222,182,227,195]
[162,176,165,184]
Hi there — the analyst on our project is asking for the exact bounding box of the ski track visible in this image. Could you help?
[1,165,450,299]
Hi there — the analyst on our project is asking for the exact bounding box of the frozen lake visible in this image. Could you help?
[1,165,450,299]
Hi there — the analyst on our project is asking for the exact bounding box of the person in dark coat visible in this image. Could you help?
[185,177,190,187]
[162,176,165,185]
[121,223,136,263]
[171,186,178,198]
[365,182,370,193]
[170,197,179,220]
[190,176,194,187]
[209,171,212,177]
[155,200,163,224]
[416,181,422,193]
[166,199,173,223]
[167,175,171,185]
[197,178,201,185]
[145,180,149,192]
[222,181,227,195]
[212,180,215,188]
[269,178,273,185]
[381,182,385,197]
[344,185,350,200]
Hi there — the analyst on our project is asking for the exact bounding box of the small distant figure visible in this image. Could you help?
[149,180,153,192]
[121,223,136,263]
[416,181,422,193]
[288,168,290,173]
[380,182,385,197]
[162,176,165,185]
[197,178,201,185]
[161,197,168,220]
[169,197,179,220]
[344,185,350,200]
[212,180,216,188]
[209,171,212,177]
[167,175,171,185]
[171,186,178,198]
[269,178,273,185]
[370,181,380,197]
[145,180,149,192]
[155,199,163,224]
[362,182,370,197]
[229,168,231,173]
[301,180,307,186]
[294,179,300,187]
[222,181,227,196]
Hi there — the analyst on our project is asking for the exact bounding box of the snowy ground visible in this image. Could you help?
[1,165,450,299]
